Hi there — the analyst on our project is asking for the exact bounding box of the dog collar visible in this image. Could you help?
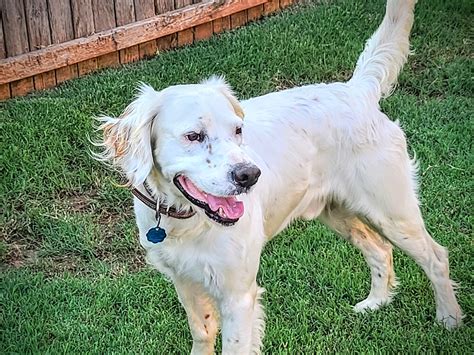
[131,182,196,244]
[131,183,196,220]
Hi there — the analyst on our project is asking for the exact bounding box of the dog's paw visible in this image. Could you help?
[353,297,388,313]
[437,310,463,330]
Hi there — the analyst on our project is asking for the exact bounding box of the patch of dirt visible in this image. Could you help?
[2,187,143,277]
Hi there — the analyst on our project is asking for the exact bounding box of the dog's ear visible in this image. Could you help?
[202,75,244,119]
[94,84,161,186]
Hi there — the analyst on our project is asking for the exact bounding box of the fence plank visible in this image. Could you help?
[0,83,11,100]
[213,16,231,34]
[231,10,248,29]
[263,0,279,15]
[155,0,174,14]
[24,0,52,50]
[0,15,6,59]
[194,22,213,42]
[11,78,34,97]
[56,65,78,84]
[78,57,98,75]
[71,0,95,37]
[157,33,177,52]
[280,0,292,8]
[175,0,193,10]
[97,52,120,69]
[135,0,155,20]
[33,71,56,90]
[48,0,75,43]
[0,0,269,84]
[3,0,29,56]
[115,0,136,26]
[92,0,116,32]
[247,4,264,22]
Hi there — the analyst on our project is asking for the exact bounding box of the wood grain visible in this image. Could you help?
[56,65,78,84]
[2,0,29,56]
[24,0,52,50]
[11,78,34,97]
[155,0,175,14]
[230,10,248,29]
[0,83,11,101]
[47,0,75,43]
[92,0,116,32]
[213,16,231,34]
[247,4,264,22]
[0,15,6,58]
[71,0,95,37]
[194,22,213,41]
[263,0,279,15]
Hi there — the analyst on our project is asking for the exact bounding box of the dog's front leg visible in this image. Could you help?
[174,278,218,355]
[218,282,260,355]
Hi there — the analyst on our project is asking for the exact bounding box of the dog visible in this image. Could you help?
[94,0,463,353]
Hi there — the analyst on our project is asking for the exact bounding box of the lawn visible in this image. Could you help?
[1,0,472,353]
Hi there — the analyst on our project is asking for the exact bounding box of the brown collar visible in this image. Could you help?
[131,183,196,219]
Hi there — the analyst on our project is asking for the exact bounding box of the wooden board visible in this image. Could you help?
[139,40,158,59]
[177,29,194,46]
[135,0,156,20]
[247,4,264,22]
[115,0,136,26]
[155,0,175,14]
[11,78,34,97]
[263,0,279,15]
[231,10,248,29]
[33,71,56,90]
[97,52,120,69]
[47,0,75,43]
[0,83,11,101]
[56,65,78,84]
[0,0,269,84]
[213,16,231,34]
[24,0,52,51]
[280,0,292,8]
[3,0,30,56]
[175,0,193,10]
[78,57,98,75]
[120,46,140,64]
[194,22,213,42]
[92,0,116,31]
[0,15,6,59]
[71,0,95,37]
[157,34,178,52]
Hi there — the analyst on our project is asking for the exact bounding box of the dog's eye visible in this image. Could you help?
[236,127,242,135]
[186,132,204,142]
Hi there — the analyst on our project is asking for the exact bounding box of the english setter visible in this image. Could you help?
[95,0,462,353]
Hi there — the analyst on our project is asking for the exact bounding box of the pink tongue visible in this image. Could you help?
[207,195,244,219]
[178,176,244,219]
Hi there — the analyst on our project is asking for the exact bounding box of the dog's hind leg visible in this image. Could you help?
[350,146,463,328]
[174,278,218,355]
[319,207,397,311]
[366,207,463,329]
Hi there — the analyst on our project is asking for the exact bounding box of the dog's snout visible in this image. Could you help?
[231,164,261,188]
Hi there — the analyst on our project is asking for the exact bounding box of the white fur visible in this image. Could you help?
[95,0,462,353]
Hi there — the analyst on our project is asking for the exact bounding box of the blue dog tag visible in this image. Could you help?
[147,225,167,243]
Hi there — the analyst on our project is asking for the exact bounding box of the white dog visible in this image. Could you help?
[95,0,462,353]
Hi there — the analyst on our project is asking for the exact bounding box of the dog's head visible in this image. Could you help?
[95,76,260,226]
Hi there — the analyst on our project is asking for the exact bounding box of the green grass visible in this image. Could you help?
[1,0,472,352]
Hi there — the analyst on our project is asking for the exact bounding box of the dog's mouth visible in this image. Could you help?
[173,175,244,226]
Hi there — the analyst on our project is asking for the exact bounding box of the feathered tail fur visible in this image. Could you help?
[350,0,417,101]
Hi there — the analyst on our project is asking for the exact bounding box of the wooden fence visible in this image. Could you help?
[0,0,296,101]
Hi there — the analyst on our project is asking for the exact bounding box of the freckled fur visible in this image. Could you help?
[94,1,462,353]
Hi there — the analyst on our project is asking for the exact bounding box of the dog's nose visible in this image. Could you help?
[231,163,261,188]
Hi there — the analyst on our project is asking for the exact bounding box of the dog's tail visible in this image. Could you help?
[349,0,416,101]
